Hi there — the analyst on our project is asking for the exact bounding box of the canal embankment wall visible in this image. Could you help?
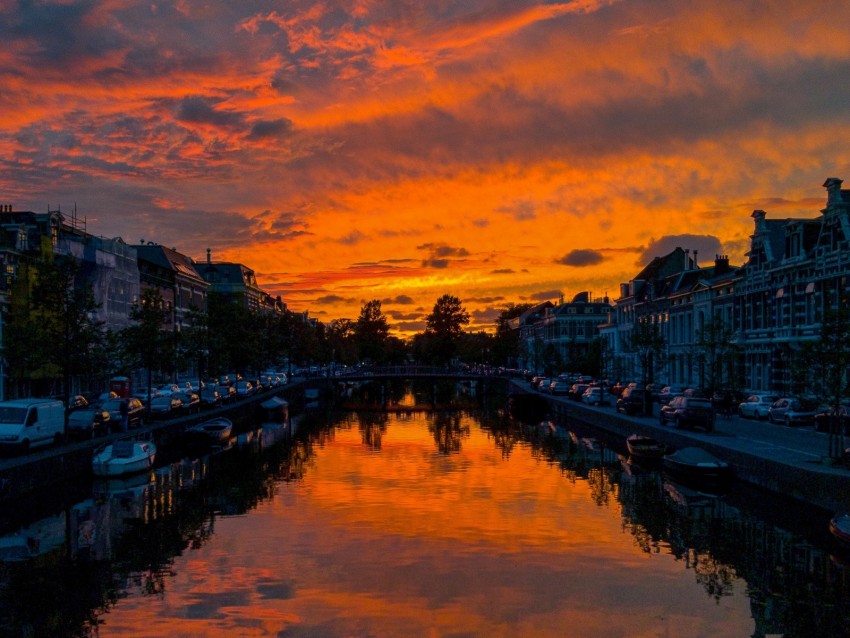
[529,383,850,514]
[0,380,319,501]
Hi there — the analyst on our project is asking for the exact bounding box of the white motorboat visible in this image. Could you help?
[92,437,156,477]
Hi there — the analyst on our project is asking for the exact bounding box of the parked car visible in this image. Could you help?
[658,386,684,405]
[645,383,665,402]
[659,396,715,431]
[132,388,159,403]
[581,387,604,406]
[155,383,180,397]
[549,380,570,395]
[67,408,111,440]
[149,395,183,420]
[616,387,646,415]
[814,403,850,434]
[234,380,255,399]
[99,397,145,430]
[172,391,200,415]
[768,397,817,426]
[215,384,237,403]
[199,387,223,409]
[737,394,779,420]
[67,395,90,411]
[568,383,590,401]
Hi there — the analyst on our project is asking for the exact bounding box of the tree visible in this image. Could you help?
[424,294,470,365]
[26,254,104,406]
[354,300,390,364]
[492,303,533,367]
[627,320,666,415]
[694,316,738,396]
[119,289,174,406]
[800,305,850,459]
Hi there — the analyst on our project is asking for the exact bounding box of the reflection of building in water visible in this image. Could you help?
[615,464,850,638]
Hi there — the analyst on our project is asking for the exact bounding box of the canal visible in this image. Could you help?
[1,380,849,637]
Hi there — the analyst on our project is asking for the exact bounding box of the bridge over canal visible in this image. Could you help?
[330,365,499,382]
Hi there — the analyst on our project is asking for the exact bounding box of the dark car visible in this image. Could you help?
[616,387,646,415]
[814,404,850,434]
[172,391,200,415]
[149,395,183,420]
[67,408,111,439]
[199,387,222,409]
[659,396,715,431]
[99,397,145,430]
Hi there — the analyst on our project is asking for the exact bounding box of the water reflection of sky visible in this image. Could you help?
[99,413,754,637]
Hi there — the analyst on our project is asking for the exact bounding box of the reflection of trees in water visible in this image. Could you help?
[356,411,388,451]
[428,411,470,455]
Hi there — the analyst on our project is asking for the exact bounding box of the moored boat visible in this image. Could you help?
[188,417,233,443]
[626,434,667,460]
[829,513,850,546]
[662,446,732,485]
[92,436,156,477]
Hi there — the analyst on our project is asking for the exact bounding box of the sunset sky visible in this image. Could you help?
[2,0,849,334]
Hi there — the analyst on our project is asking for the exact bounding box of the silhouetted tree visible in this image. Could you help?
[424,294,469,365]
[354,299,390,364]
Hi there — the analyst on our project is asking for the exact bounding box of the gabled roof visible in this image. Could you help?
[135,243,206,284]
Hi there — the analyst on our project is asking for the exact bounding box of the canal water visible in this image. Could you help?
[1,382,850,637]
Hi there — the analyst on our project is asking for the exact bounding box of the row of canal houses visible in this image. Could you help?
[515,177,850,395]
[0,207,295,399]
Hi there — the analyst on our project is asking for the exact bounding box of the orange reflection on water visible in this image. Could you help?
[99,412,753,637]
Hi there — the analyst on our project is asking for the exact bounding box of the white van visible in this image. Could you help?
[0,399,66,452]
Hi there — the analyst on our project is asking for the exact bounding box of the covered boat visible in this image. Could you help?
[662,446,732,485]
[188,417,233,443]
[626,434,667,460]
[92,436,156,477]
[260,396,289,422]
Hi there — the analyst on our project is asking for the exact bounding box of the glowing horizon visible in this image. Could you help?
[2,1,849,335]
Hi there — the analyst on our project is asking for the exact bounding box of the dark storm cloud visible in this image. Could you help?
[315,294,355,305]
[419,243,469,269]
[556,249,604,267]
[417,243,470,258]
[386,310,423,321]
[381,295,415,305]
[5,0,122,68]
[247,118,294,140]
[491,268,515,274]
[529,290,561,301]
[640,235,723,265]
[175,97,245,128]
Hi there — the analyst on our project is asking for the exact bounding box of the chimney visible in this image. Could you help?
[824,177,844,206]
[715,254,729,274]
[751,209,768,233]
[207,248,211,264]
[684,248,690,270]
[693,250,698,268]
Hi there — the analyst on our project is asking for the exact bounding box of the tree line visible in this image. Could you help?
[0,254,537,404]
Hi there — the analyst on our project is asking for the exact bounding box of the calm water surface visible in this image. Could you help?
[2,390,849,637]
